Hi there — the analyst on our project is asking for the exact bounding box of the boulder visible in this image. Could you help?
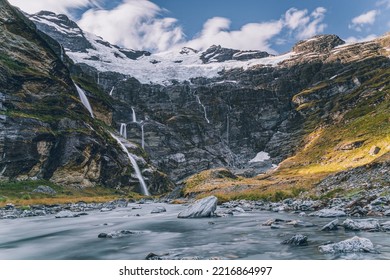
[312,208,346,218]
[281,234,308,246]
[381,221,390,231]
[151,206,167,214]
[178,196,217,218]
[55,210,79,218]
[98,230,143,238]
[318,236,376,254]
[32,186,56,195]
[320,219,339,231]
[342,218,381,231]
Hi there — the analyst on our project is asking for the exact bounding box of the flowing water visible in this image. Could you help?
[132,107,137,123]
[119,123,127,139]
[109,133,150,196]
[1,203,389,260]
[73,83,94,118]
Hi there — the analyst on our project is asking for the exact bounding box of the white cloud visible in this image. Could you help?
[344,34,378,44]
[8,0,101,14]
[78,0,184,52]
[284,7,327,40]
[349,10,378,31]
[184,17,283,53]
[377,0,390,9]
[8,0,328,53]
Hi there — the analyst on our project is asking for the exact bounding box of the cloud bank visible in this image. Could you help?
[349,10,378,31]
[9,0,328,53]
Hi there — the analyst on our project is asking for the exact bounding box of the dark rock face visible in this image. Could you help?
[292,35,345,53]
[200,45,270,63]
[0,0,172,194]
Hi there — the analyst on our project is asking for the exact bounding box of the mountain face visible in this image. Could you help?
[0,0,172,195]
[1,0,389,198]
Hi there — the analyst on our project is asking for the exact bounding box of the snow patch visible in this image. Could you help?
[249,152,270,163]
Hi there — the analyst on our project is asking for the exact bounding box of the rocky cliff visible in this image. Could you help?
[1,0,389,199]
[0,0,172,195]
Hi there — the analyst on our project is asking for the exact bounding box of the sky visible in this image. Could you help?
[8,0,390,54]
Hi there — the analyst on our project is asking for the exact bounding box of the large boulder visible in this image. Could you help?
[318,236,376,254]
[311,208,346,218]
[320,219,339,231]
[342,218,381,231]
[281,234,308,246]
[178,196,218,218]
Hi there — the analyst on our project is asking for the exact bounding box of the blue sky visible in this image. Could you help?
[9,0,390,53]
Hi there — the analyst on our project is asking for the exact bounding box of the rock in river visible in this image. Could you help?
[281,234,308,246]
[320,219,339,231]
[342,218,381,231]
[178,196,217,218]
[151,206,167,214]
[318,236,377,254]
[55,210,80,218]
[311,208,346,218]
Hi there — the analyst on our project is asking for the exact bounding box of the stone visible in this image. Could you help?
[55,210,79,218]
[151,206,167,214]
[281,234,308,246]
[320,219,339,231]
[262,219,275,226]
[369,146,381,156]
[32,186,56,195]
[342,218,381,231]
[318,236,377,254]
[384,209,390,216]
[178,196,218,218]
[98,233,108,238]
[286,220,316,227]
[99,230,143,238]
[312,208,346,218]
[381,221,390,231]
[145,253,162,260]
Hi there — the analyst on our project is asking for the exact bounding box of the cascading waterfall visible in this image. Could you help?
[97,72,100,85]
[226,114,229,144]
[132,107,137,123]
[141,123,145,149]
[109,86,115,96]
[119,123,127,139]
[73,82,94,118]
[195,95,210,124]
[60,44,63,62]
[110,133,150,196]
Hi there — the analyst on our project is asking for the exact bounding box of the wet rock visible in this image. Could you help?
[281,234,308,246]
[32,186,56,195]
[320,219,339,231]
[381,221,390,231]
[286,220,316,227]
[145,253,162,260]
[5,203,15,210]
[311,208,346,218]
[342,218,381,231]
[178,196,217,218]
[55,210,79,218]
[151,206,167,214]
[262,219,276,226]
[318,236,377,254]
[100,207,114,212]
[384,209,390,216]
[99,230,144,238]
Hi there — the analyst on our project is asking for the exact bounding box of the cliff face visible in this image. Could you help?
[0,0,172,195]
[1,0,389,198]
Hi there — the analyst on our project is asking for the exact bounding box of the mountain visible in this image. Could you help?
[1,0,389,201]
[0,0,172,196]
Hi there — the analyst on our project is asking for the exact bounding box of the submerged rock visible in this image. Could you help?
[318,236,377,254]
[178,196,218,218]
[151,206,167,214]
[286,220,316,227]
[381,221,390,231]
[281,234,308,246]
[320,219,339,231]
[98,230,143,238]
[342,218,381,231]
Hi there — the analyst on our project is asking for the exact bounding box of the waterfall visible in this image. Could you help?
[141,123,145,149]
[119,123,127,139]
[109,86,115,96]
[132,107,137,123]
[195,95,210,124]
[110,133,150,196]
[226,114,229,144]
[60,44,63,62]
[73,82,94,118]
[97,72,100,85]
